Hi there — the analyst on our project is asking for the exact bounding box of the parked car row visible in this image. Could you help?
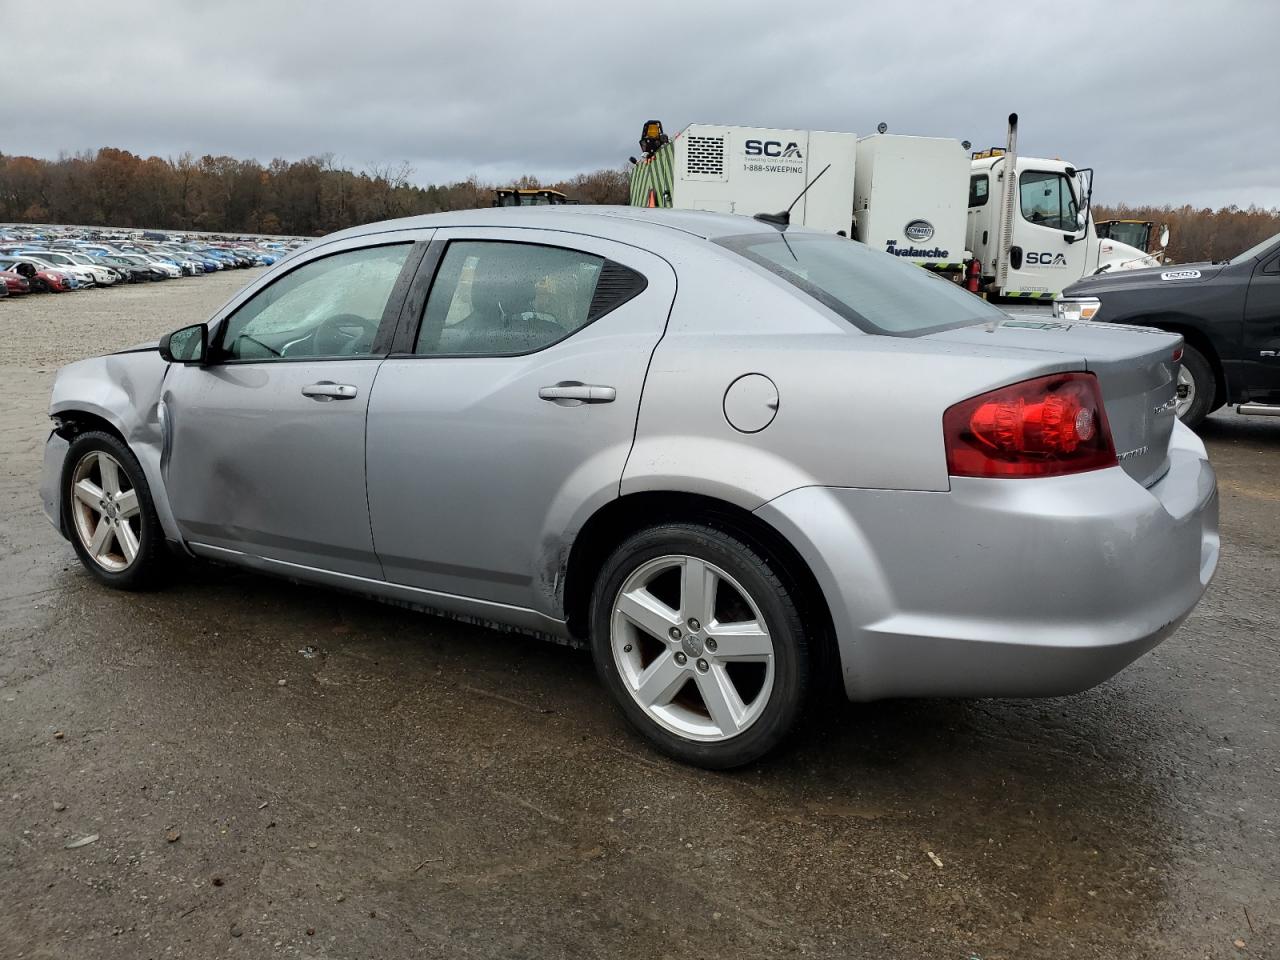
[0,226,308,298]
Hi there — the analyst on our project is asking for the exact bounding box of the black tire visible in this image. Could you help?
[1177,343,1216,429]
[589,523,809,769]
[61,431,166,590]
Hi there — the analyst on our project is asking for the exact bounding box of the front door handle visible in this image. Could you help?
[538,382,616,406]
[302,381,358,401]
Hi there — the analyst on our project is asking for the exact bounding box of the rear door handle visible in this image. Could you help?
[538,382,616,405]
[302,381,358,401]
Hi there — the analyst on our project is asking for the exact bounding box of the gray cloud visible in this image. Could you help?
[2,0,1277,207]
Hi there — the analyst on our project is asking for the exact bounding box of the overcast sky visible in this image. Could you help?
[1,0,1277,209]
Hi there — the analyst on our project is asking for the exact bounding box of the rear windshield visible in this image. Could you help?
[716,233,1005,336]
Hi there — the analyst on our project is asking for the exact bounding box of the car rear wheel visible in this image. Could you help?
[590,523,809,769]
[62,431,165,590]
[1175,344,1215,428]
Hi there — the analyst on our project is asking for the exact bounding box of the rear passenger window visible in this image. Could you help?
[414,241,645,356]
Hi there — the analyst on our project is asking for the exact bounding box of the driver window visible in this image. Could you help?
[1019,171,1078,231]
[220,244,410,361]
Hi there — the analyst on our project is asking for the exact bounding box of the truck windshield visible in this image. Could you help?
[1229,231,1280,265]
[1098,221,1151,251]
[717,233,1005,336]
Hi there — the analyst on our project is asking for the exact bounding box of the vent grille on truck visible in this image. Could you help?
[685,136,726,177]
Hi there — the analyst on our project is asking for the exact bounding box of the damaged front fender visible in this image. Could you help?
[48,350,183,545]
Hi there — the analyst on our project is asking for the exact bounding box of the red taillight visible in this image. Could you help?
[944,373,1117,478]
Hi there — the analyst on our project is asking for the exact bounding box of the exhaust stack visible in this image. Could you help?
[994,113,1019,292]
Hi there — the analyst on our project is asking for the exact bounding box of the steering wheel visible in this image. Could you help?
[312,313,379,356]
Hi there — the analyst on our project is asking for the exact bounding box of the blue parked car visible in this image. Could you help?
[190,251,224,271]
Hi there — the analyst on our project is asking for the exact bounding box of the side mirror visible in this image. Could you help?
[158,322,208,364]
[1076,210,1087,230]
[15,262,37,279]
[1159,225,1170,248]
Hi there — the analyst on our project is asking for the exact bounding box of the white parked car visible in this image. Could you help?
[53,250,126,282]
[15,251,106,287]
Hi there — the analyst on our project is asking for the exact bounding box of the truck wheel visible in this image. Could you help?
[1175,344,1215,428]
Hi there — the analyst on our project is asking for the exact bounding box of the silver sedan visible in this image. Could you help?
[39,208,1219,768]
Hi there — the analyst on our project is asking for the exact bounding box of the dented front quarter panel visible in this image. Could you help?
[48,350,181,542]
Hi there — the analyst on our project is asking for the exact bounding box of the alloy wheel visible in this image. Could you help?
[610,555,776,742]
[69,450,142,572]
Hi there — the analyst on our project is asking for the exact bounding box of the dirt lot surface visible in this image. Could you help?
[1,274,1277,959]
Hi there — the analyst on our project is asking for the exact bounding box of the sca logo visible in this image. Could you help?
[745,140,803,159]
[1026,251,1068,266]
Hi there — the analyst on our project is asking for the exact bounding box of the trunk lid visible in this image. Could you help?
[929,318,1182,487]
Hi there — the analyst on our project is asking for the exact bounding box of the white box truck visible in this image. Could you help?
[853,134,971,272]
[653,123,857,236]
[629,117,1165,300]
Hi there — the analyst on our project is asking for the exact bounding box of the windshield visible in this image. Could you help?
[1019,170,1079,232]
[716,233,1006,336]
[1229,231,1280,265]
[1099,221,1150,250]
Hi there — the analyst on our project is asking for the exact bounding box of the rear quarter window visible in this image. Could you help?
[716,233,1004,336]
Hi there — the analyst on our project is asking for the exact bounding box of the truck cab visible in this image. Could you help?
[493,188,574,207]
[967,152,1157,299]
[1096,219,1163,254]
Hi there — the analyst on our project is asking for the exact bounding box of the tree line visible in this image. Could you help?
[1,149,1276,263]
[0,148,630,237]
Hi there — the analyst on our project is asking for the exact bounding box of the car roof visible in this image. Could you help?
[318,205,820,248]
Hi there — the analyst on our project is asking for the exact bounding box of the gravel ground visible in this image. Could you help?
[0,275,1277,959]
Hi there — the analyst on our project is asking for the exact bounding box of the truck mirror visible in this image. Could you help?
[1159,225,1170,248]
[1077,211,1087,230]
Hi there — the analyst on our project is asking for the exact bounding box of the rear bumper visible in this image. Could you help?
[755,421,1219,701]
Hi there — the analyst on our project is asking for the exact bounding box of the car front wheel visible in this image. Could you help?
[62,431,165,590]
[590,523,809,769]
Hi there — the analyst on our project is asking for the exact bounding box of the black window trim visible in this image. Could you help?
[208,239,426,365]
[388,237,648,360]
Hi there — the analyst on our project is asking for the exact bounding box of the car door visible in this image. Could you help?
[365,228,676,618]
[162,236,425,579]
[1005,166,1087,296]
[1244,250,1280,399]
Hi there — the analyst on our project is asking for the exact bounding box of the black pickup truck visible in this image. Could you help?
[1054,231,1280,427]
